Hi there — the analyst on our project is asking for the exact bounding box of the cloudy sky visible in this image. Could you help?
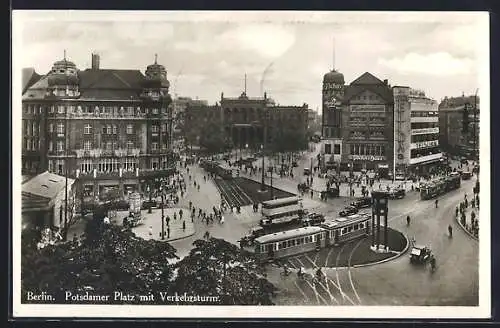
[13,11,488,112]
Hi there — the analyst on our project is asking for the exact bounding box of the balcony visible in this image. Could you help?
[410,152,442,165]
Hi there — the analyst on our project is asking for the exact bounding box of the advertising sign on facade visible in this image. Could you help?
[323,82,344,91]
[348,155,386,161]
[411,140,439,149]
[350,105,386,112]
[411,127,439,135]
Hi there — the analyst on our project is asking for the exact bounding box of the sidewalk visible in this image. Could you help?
[117,208,195,242]
[455,204,479,240]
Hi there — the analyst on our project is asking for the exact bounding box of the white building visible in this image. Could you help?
[393,86,442,176]
[22,171,76,230]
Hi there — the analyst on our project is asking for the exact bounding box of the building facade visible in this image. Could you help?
[22,53,175,199]
[184,91,309,153]
[439,95,480,158]
[320,68,345,168]
[22,171,76,230]
[393,86,442,176]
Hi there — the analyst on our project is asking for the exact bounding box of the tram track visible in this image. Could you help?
[347,239,363,305]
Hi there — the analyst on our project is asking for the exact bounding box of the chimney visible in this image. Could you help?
[91,53,100,70]
[383,79,388,85]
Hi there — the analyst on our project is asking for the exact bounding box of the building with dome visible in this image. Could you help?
[22,53,175,199]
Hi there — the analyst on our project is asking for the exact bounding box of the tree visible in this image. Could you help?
[21,220,178,304]
[199,123,227,154]
[173,238,277,305]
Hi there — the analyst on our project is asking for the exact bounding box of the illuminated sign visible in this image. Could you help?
[348,155,386,161]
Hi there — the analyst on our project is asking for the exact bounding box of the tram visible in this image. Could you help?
[260,196,305,227]
[420,173,461,200]
[200,160,233,179]
[253,213,371,262]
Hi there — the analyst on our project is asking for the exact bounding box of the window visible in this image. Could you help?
[127,124,134,134]
[161,123,167,132]
[354,224,359,230]
[325,144,332,154]
[56,141,64,152]
[127,141,134,150]
[151,125,159,133]
[341,228,347,235]
[102,126,107,134]
[32,139,36,150]
[84,140,92,151]
[107,125,112,134]
[348,226,353,233]
[127,107,134,116]
[112,124,117,134]
[334,144,341,154]
[152,108,159,114]
[106,141,112,150]
[84,124,92,134]
[359,222,365,229]
[80,160,92,173]
[151,142,158,151]
[56,123,64,134]
[49,141,53,151]
[49,123,54,133]
[57,105,65,114]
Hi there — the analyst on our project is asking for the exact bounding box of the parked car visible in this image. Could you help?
[461,171,472,180]
[388,188,406,199]
[303,168,311,176]
[302,213,325,227]
[339,206,359,217]
[351,197,372,209]
[141,200,158,210]
[240,227,266,247]
[324,187,340,198]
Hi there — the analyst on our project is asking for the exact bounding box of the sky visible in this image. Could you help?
[13,11,489,112]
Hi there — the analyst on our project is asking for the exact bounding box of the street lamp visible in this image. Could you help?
[160,184,165,240]
[245,143,249,158]
[147,185,152,214]
[260,144,266,192]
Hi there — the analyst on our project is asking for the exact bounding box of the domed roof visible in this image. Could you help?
[52,58,77,69]
[47,73,79,86]
[323,69,345,83]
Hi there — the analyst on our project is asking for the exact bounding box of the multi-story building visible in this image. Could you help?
[22,53,175,199]
[320,68,345,168]
[184,91,309,153]
[439,95,480,158]
[393,86,442,176]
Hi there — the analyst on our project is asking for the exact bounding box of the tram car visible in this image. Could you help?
[253,213,371,262]
[420,173,461,200]
[320,214,371,246]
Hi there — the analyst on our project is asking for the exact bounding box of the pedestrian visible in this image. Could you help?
[167,226,170,239]
[220,215,225,224]
[204,231,210,240]
[148,226,153,237]
[166,215,170,226]
[197,185,200,191]
[174,212,177,220]
[189,201,192,209]
[198,208,202,218]
[182,220,186,231]
[310,190,314,198]
[179,209,183,219]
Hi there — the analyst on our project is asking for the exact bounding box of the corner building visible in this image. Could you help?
[393,86,442,176]
[340,72,394,173]
[22,54,175,198]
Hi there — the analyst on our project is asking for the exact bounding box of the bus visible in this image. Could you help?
[254,226,325,262]
[260,196,305,227]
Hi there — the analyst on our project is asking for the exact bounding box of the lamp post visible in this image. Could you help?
[160,184,165,240]
[147,185,152,214]
[245,143,249,159]
[260,144,266,192]
[270,157,274,199]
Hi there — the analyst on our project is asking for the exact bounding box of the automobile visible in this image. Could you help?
[339,206,359,217]
[460,157,469,165]
[222,154,230,161]
[240,226,266,246]
[141,200,158,210]
[395,175,405,181]
[303,168,311,176]
[297,182,310,192]
[324,187,340,198]
[351,197,372,209]
[461,171,472,180]
[409,245,432,264]
[302,213,325,227]
[388,188,406,199]
[292,161,298,167]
